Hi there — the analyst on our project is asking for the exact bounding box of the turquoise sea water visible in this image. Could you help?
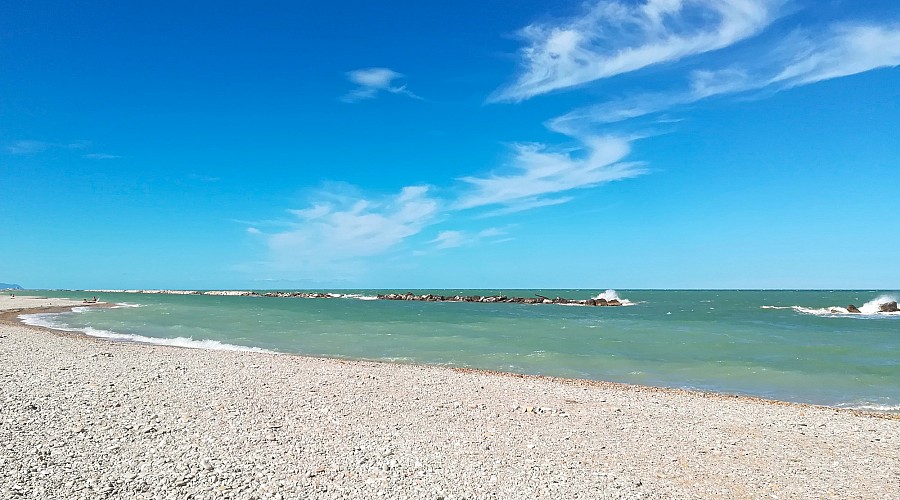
[18,289,900,411]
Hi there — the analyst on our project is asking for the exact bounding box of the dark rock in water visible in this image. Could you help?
[607,299,622,306]
[879,301,899,313]
[846,304,861,313]
[596,298,608,306]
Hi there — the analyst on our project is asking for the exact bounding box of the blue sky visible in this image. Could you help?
[2,0,899,289]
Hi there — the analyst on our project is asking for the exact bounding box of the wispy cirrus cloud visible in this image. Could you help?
[252,185,439,273]
[243,3,900,281]
[341,67,422,103]
[489,0,782,102]
[455,133,645,211]
[549,22,900,128]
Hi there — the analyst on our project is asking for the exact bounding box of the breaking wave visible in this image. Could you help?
[764,295,899,318]
[19,312,275,353]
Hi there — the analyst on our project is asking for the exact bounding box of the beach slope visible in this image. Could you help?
[1,297,898,498]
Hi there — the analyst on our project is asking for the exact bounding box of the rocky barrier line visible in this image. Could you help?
[86,290,625,306]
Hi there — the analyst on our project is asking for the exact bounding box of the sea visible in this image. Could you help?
[18,289,900,412]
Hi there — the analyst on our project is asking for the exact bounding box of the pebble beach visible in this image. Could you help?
[1,296,899,499]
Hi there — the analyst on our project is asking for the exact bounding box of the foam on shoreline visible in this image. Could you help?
[19,311,275,354]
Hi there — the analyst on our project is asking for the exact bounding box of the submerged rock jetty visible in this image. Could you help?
[880,301,899,313]
[86,290,628,306]
[375,292,622,306]
[840,300,898,314]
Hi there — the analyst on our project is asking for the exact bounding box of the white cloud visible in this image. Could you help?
[489,0,780,102]
[261,186,438,272]
[246,227,261,235]
[342,67,422,102]
[456,134,645,211]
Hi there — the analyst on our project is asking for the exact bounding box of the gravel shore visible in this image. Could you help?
[1,296,898,499]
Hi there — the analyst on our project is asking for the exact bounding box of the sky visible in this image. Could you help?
[2,0,899,290]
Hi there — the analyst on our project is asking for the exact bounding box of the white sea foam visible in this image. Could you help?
[837,402,900,413]
[591,289,636,306]
[19,313,275,353]
[330,293,379,301]
[112,302,143,308]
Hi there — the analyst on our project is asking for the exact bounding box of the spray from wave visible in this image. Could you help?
[591,289,635,306]
[858,295,898,314]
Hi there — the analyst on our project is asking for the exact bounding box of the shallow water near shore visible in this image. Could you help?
[18,289,900,411]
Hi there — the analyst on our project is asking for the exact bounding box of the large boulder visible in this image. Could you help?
[846,304,861,313]
[879,301,899,313]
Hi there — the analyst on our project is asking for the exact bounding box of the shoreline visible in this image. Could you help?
[2,297,899,497]
[5,298,899,422]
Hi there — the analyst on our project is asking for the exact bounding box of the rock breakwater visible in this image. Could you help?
[87,290,627,306]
